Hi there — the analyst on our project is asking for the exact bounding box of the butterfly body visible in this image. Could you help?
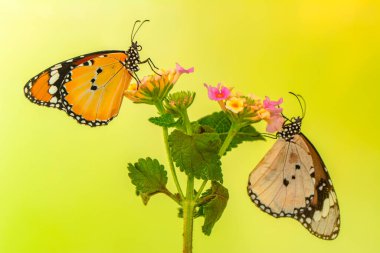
[248,117,340,240]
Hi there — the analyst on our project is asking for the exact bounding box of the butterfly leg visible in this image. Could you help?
[260,133,278,139]
[140,58,161,75]
[129,71,142,87]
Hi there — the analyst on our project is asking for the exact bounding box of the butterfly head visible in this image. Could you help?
[277,116,302,141]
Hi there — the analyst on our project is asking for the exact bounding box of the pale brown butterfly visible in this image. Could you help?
[247,93,340,240]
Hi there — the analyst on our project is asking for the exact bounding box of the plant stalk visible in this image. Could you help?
[182,108,195,253]
[183,176,195,253]
[163,126,185,199]
[155,102,185,200]
[218,122,240,157]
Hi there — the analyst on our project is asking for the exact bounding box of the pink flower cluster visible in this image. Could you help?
[204,84,284,133]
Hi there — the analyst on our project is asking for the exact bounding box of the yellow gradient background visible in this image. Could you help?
[1,1,379,252]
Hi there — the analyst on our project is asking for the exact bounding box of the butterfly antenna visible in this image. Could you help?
[289,92,306,119]
[131,20,141,43]
[132,19,150,42]
[298,94,307,119]
[281,113,290,122]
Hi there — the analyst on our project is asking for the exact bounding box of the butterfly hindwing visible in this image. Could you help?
[295,134,340,240]
[24,50,132,126]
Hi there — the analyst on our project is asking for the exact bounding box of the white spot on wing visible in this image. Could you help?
[50,96,58,103]
[313,210,321,222]
[321,198,330,217]
[329,192,335,206]
[48,85,58,94]
[51,64,62,70]
[49,73,59,84]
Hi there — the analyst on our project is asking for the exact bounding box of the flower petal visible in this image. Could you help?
[266,115,285,133]
[204,83,231,101]
[176,63,194,74]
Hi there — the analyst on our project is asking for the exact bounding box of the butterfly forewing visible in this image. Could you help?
[248,130,340,240]
[24,50,132,127]
[62,53,131,126]
[24,62,71,109]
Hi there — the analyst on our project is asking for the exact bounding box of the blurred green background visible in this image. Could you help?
[1,0,379,252]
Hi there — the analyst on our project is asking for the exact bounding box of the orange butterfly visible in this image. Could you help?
[247,94,340,240]
[24,20,156,127]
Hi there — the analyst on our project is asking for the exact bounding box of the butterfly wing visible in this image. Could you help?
[24,50,132,126]
[247,134,340,240]
[248,138,315,216]
[296,133,340,240]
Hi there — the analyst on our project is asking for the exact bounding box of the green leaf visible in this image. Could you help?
[198,111,231,133]
[198,111,265,154]
[225,125,265,153]
[149,113,177,127]
[127,158,168,204]
[168,130,222,182]
[201,182,229,236]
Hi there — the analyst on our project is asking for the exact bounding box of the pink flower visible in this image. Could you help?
[204,83,231,101]
[263,96,283,114]
[176,63,194,74]
[262,96,285,133]
[265,115,285,133]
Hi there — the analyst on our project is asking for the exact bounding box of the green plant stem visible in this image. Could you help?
[194,179,208,201]
[181,108,195,253]
[183,176,195,253]
[162,188,181,205]
[218,122,240,156]
[155,102,185,200]
[182,109,193,135]
[162,126,185,199]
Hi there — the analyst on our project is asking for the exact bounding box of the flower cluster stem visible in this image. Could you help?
[155,102,185,199]
[163,126,185,199]
[218,122,240,156]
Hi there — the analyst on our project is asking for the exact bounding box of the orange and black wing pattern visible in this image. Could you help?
[24,50,132,126]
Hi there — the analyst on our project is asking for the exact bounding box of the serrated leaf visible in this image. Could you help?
[168,130,222,182]
[149,113,177,127]
[224,125,265,154]
[127,158,168,204]
[198,111,231,133]
[201,182,229,236]
[198,111,265,155]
